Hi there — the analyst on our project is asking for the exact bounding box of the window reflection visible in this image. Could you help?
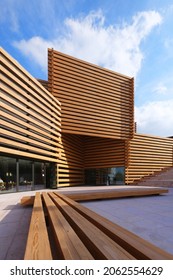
[0,157,16,193]
[19,159,33,191]
[85,167,125,186]
[0,156,51,193]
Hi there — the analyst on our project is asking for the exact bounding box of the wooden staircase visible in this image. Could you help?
[132,167,173,187]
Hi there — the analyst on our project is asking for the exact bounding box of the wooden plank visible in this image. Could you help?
[0,135,60,158]
[20,196,35,206]
[58,133,84,187]
[1,121,59,152]
[1,48,61,110]
[54,192,173,260]
[48,49,134,140]
[42,192,93,260]
[48,192,135,260]
[1,115,61,147]
[126,133,173,184]
[49,48,131,80]
[1,89,59,130]
[1,102,61,138]
[1,47,61,162]
[1,75,61,123]
[65,188,168,202]
[24,192,52,260]
[0,147,59,162]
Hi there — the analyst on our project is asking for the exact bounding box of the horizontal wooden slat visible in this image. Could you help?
[48,49,134,139]
[1,102,61,138]
[1,51,61,109]
[58,133,126,187]
[1,74,61,122]
[58,133,84,187]
[84,136,125,169]
[1,113,61,146]
[0,147,59,162]
[126,133,173,184]
[0,47,61,162]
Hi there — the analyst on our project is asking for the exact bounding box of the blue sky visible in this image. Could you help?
[1,0,173,137]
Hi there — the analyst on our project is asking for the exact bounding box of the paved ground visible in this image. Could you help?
[0,186,173,259]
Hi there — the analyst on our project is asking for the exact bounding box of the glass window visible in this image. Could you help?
[34,162,45,190]
[0,156,50,193]
[85,167,125,186]
[0,156,16,193]
[19,159,33,191]
[85,169,96,185]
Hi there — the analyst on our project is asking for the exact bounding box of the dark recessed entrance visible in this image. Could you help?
[85,167,125,186]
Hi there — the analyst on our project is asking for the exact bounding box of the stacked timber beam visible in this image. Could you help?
[0,48,61,162]
[126,133,173,184]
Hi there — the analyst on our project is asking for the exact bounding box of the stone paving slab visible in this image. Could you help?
[81,188,173,255]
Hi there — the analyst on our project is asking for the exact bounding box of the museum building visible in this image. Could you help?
[1,47,173,193]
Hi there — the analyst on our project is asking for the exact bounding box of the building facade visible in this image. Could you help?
[0,48,61,193]
[1,47,173,193]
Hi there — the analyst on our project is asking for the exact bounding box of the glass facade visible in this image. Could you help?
[85,167,125,186]
[19,159,33,191]
[0,157,16,192]
[0,156,53,194]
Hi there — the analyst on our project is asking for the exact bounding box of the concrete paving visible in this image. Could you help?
[0,186,173,259]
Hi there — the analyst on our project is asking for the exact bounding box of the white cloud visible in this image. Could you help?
[13,9,162,77]
[152,83,168,95]
[13,37,52,72]
[135,100,173,136]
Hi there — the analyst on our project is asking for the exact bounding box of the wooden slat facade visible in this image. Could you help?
[125,133,173,184]
[84,136,125,169]
[57,133,126,188]
[38,79,49,91]
[3,47,173,189]
[58,133,84,187]
[48,49,134,140]
[0,48,61,162]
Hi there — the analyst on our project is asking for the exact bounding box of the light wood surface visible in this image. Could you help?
[48,192,135,260]
[48,49,134,139]
[42,192,93,259]
[24,192,52,260]
[126,133,173,184]
[0,47,61,162]
[65,187,168,201]
[23,190,173,260]
[54,191,173,260]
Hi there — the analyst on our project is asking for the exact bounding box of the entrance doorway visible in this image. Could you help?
[85,167,125,186]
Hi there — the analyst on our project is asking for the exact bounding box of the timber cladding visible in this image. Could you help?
[48,49,134,140]
[84,136,125,169]
[126,133,173,184]
[0,48,61,162]
[58,133,84,187]
[58,133,125,188]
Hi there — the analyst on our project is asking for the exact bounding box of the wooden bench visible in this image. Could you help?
[20,187,168,206]
[54,191,173,260]
[24,192,52,260]
[24,191,173,260]
[65,187,168,202]
[42,192,93,260]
